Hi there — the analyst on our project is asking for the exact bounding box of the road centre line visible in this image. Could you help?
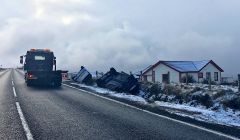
[12,87,17,97]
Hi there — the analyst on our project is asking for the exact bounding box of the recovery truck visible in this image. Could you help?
[20,49,62,87]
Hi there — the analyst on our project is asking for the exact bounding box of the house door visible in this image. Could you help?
[162,73,169,84]
[206,72,211,81]
[152,71,155,83]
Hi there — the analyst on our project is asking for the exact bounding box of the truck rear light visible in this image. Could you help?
[28,74,33,78]
[28,73,37,79]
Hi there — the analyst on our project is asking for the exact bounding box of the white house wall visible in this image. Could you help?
[200,63,221,83]
[144,71,152,82]
[147,74,152,81]
[145,64,180,83]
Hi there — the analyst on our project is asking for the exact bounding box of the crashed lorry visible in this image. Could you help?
[96,68,139,94]
[20,49,62,87]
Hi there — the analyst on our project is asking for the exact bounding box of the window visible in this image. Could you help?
[162,73,169,84]
[214,72,218,81]
[198,73,203,78]
[35,56,45,61]
[206,72,211,80]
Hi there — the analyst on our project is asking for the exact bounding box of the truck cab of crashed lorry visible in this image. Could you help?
[20,49,62,87]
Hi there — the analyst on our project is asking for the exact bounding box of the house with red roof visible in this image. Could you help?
[142,60,224,84]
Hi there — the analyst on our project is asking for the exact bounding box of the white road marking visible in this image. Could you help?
[12,81,14,86]
[63,83,240,140]
[16,102,34,140]
[12,87,17,97]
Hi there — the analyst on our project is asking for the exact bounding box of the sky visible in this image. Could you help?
[0,0,239,76]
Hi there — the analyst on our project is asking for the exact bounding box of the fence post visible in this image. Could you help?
[238,74,240,92]
[96,71,98,79]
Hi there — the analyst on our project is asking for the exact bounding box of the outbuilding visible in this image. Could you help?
[142,60,224,84]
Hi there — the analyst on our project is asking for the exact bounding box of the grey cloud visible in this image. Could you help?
[0,0,239,77]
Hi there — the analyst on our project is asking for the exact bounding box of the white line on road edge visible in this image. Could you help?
[12,87,17,97]
[12,81,14,86]
[63,83,240,140]
[16,102,34,140]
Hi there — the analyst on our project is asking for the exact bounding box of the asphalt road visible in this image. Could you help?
[0,69,238,140]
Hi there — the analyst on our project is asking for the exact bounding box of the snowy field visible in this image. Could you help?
[69,82,240,128]
[155,101,240,127]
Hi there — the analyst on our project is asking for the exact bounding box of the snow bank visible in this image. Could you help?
[155,101,240,127]
[70,83,147,103]
[183,83,239,93]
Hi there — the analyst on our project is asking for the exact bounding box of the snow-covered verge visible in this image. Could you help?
[68,82,240,128]
[142,83,240,110]
[155,101,240,127]
[70,83,147,103]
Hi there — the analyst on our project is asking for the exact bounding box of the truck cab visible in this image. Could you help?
[20,49,62,87]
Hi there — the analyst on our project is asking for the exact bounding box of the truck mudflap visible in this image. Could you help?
[26,70,62,87]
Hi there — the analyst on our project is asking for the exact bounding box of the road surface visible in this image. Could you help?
[0,69,238,140]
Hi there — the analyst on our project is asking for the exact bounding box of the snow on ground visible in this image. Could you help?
[70,83,147,103]
[219,85,239,93]
[155,101,240,127]
[181,83,239,93]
